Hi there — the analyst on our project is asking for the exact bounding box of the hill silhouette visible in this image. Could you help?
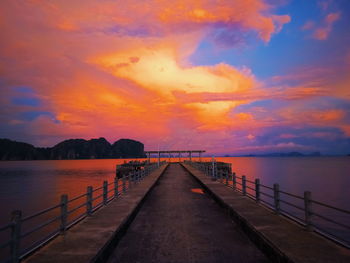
[0,138,146,160]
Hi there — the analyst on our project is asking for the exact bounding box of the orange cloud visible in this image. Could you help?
[2,0,348,154]
[279,108,346,130]
[236,113,254,121]
[312,109,345,121]
[13,0,289,43]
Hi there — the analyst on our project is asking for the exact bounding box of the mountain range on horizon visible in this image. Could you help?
[239,152,322,157]
[0,138,146,161]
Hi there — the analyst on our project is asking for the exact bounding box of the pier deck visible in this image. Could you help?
[107,163,268,263]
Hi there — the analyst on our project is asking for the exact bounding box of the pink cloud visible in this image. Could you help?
[312,12,341,40]
[318,0,333,11]
[301,21,315,31]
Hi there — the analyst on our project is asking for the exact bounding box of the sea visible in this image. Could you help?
[0,157,349,260]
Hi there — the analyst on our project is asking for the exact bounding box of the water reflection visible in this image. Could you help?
[213,157,350,210]
[191,188,204,194]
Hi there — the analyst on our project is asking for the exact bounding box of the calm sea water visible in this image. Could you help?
[0,157,349,257]
[217,157,350,210]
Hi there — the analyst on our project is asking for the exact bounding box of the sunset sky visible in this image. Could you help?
[0,0,349,155]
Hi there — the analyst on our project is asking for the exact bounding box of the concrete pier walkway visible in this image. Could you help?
[107,163,268,263]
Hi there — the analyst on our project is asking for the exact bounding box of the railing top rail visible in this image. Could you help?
[279,190,304,200]
[22,203,61,222]
[93,185,104,192]
[68,192,87,203]
[245,178,255,184]
[260,184,273,190]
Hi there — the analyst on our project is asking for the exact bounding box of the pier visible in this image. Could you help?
[0,157,350,262]
[107,163,267,263]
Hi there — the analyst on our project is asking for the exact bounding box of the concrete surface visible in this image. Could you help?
[24,164,168,263]
[108,163,268,263]
[182,163,350,263]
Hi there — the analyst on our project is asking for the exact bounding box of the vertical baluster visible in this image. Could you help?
[127,174,131,190]
[60,194,68,234]
[212,160,215,179]
[304,191,313,231]
[103,181,108,205]
[114,177,119,197]
[10,210,22,263]
[242,176,246,195]
[255,179,260,202]
[122,175,126,193]
[232,172,236,189]
[129,173,133,187]
[273,184,280,214]
[86,186,92,215]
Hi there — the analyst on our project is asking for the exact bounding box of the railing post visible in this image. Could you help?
[273,184,280,214]
[225,171,229,186]
[86,186,92,215]
[60,194,68,234]
[242,176,246,195]
[304,191,313,231]
[255,179,260,202]
[212,158,215,179]
[114,177,119,197]
[122,174,126,193]
[232,172,236,189]
[103,181,108,205]
[130,173,134,187]
[10,210,22,263]
[129,173,133,188]
[126,174,131,190]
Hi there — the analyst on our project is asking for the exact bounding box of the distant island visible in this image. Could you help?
[222,152,323,157]
[0,138,146,160]
[242,152,322,157]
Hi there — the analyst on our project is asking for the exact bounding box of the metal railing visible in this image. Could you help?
[0,161,166,263]
[186,160,350,248]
